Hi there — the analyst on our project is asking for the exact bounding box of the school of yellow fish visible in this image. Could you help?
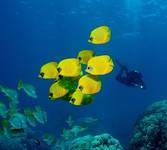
[39,26,114,106]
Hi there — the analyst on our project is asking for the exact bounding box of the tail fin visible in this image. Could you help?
[17,80,23,90]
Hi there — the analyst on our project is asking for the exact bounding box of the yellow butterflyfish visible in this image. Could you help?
[77,74,101,94]
[86,55,114,75]
[57,58,82,77]
[88,26,111,44]
[48,81,69,100]
[39,62,58,79]
[69,90,93,106]
[77,50,95,65]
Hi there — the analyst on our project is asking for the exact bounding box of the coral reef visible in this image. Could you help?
[49,116,110,149]
[50,116,90,149]
[129,100,167,150]
[69,133,123,150]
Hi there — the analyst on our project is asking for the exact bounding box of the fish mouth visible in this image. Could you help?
[58,75,63,79]
[38,72,44,78]
[88,37,93,43]
[48,92,53,99]
[70,98,76,104]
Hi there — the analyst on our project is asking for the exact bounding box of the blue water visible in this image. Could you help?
[1,0,167,148]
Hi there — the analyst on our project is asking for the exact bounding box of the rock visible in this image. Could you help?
[69,133,123,150]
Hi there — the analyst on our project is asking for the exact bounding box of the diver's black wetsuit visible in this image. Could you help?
[116,60,146,89]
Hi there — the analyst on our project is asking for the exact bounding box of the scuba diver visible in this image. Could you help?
[115,59,146,89]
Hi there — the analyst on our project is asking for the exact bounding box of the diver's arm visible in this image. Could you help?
[115,59,130,85]
[115,59,128,73]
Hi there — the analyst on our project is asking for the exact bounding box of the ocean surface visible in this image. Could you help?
[0,0,167,149]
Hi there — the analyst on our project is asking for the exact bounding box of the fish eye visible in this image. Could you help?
[57,67,62,73]
[79,86,83,91]
[78,57,82,61]
[39,72,44,78]
[87,66,93,72]
[89,37,93,41]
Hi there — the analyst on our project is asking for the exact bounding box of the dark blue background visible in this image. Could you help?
[0,0,167,148]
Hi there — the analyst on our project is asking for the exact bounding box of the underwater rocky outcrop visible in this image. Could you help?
[69,133,123,150]
[129,100,167,150]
